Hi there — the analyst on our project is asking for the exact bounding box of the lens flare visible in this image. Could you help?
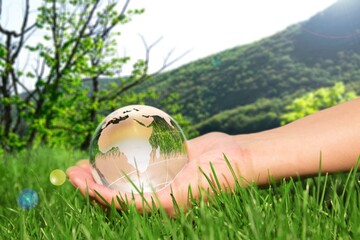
[50,169,67,186]
[18,189,39,210]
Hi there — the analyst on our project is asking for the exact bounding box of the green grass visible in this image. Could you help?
[0,147,359,239]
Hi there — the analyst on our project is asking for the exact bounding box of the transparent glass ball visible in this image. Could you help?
[89,105,189,193]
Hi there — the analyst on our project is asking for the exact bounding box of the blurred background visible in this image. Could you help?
[1,0,359,152]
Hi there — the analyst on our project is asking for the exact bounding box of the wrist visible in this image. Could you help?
[233,129,297,185]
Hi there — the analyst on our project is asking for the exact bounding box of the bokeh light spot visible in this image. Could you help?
[50,169,67,186]
[17,189,39,210]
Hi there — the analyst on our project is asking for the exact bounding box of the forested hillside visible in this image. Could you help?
[141,0,360,135]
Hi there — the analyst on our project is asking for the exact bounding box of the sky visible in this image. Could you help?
[117,0,337,73]
[3,0,337,76]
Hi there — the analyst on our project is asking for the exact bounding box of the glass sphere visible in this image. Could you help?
[89,105,189,193]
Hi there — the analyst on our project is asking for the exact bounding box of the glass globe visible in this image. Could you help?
[89,105,189,193]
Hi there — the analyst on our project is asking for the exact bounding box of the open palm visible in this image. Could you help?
[67,132,249,215]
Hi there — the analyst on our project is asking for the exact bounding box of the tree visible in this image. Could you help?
[0,0,186,151]
[280,82,357,125]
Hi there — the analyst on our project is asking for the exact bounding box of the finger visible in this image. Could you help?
[91,183,155,212]
[67,159,204,216]
[76,159,90,167]
[67,165,96,196]
[67,163,175,214]
[67,165,93,181]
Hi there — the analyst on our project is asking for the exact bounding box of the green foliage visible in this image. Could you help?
[1,147,360,239]
[157,92,198,138]
[0,0,190,151]
[140,1,360,135]
[3,0,360,149]
[280,82,357,125]
[195,98,284,134]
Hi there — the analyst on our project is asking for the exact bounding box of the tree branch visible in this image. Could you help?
[62,0,100,73]
[11,0,31,61]
[51,0,60,79]
[102,0,130,38]
[98,34,190,102]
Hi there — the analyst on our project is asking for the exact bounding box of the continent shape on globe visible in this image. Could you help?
[90,105,188,193]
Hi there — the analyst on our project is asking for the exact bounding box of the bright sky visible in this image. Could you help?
[3,0,337,75]
[119,0,337,73]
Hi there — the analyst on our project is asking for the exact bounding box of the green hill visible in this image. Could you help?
[140,0,360,135]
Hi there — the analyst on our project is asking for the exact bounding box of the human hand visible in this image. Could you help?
[66,132,252,216]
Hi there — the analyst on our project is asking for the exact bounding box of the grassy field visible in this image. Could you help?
[0,147,359,239]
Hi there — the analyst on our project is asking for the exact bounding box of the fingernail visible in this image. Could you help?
[77,160,89,168]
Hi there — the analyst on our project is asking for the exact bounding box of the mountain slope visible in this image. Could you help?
[142,0,360,134]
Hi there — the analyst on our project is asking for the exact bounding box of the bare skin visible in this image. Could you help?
[67,98,360,216]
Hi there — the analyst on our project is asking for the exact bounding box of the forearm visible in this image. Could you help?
[236,97,360,184]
